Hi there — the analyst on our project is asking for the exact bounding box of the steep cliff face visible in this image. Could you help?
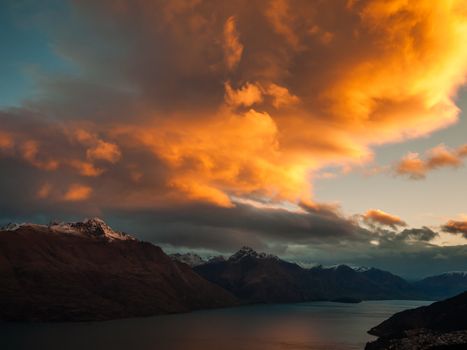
[0,219,237,321]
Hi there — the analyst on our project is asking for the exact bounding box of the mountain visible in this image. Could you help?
[366,291,467,349]
[414,271,467,300]
[170,253,228,267]
[195,247,308,303]
[170,252,205,267]
[306,264,419,300]
[194,247,421,303]
[0,218,237,321]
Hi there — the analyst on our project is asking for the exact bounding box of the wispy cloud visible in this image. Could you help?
[362,209,407,229]
[395,144,467,179]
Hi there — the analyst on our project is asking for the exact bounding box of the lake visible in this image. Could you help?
[0,300,430,350]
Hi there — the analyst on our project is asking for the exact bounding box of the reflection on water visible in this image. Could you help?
[0,300,430,350]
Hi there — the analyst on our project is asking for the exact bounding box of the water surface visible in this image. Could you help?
[0,300,430,350]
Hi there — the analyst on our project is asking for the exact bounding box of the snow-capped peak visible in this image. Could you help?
[0,223,23,231]
[351,266,372,272]
[207,255,226,263]
[442,271,467,277]
[1,218,135,242]
[319,264,371,272]
[50,218,135,241]
[1,222,46,232]
[170,253,206,267]
[229,246,278,262]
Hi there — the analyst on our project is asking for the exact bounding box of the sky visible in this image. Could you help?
[0,0,466,278]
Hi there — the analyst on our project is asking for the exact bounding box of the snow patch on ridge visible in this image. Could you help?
[228,246,278,262]
[442,271,467,277]
[170,253,205,267]
[1,218,135,242]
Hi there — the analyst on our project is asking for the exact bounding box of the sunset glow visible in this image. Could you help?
[0,0,466,277]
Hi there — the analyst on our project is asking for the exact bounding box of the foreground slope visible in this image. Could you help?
[366,291,467,350]
[0,219,236,321]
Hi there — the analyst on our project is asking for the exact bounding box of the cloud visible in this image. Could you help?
[21,140,59,171]
[224,81,263,108]
[223,16,243,71]
[265,83,299,109]
[108,201,368,250]
[37,183,52,199]
[1,1,467,232]
[63,184,92,202]
[397,227,439,242]
[0,131,14,151]
[395,144,467,179]
[441,220,467,238]
[458,144,467,157]
[86,140,121,163]
[69,160,104,177]
[265,0,301,50]
[362,209,407,229]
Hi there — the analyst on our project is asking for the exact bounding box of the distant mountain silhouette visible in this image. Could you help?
[194,246,422,303]
[366,291,467,349]
[0,219,237,321]
[414,272,467,300]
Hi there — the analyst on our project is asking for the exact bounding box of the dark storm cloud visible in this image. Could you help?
[101,204,463,278]
[108,202,368,245]
[107,202,422,251]
[397,227,439,242]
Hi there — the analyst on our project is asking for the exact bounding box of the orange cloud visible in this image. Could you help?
[69,160,104,177]
[426,145,463,168]
[224,82,263,108]
[0,131,14,151]
[395,153,426,179]
[266,84,299,109]
[441,220,467,238]
[458,145,467,157]
[266,0,301,50]
[73,129,95,144]
[2,0,467,210]
[86,140,121,163]
[63,184,92,202]
[223,16,243,71]
[37,183,52,199]
[21,140,59,171]
[395,144,467,179]
[363,209,407,229]
[116,109,315,206]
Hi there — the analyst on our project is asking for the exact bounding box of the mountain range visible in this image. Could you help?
[173,247,466,303]
[1,219,466,321]
[193,247,421,303]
